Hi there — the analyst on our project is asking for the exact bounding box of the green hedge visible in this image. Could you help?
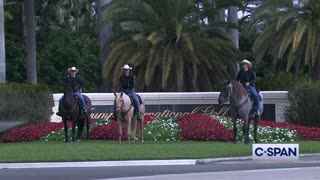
[284,81,320,127]
[256,72,293,91]
[0,83,54,124]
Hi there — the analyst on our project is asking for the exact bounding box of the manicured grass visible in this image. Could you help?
[0,141,319,163]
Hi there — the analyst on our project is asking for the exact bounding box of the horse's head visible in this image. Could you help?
[64,83,74,97]
[114,92,124,114]
[218,80,233,105]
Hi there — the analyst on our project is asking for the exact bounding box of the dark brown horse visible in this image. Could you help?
[61,84,92,142]
[218,80,263,144]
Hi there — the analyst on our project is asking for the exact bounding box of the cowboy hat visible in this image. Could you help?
[240,59,252,68]
[121,64,132,70]
[68,66,79,73]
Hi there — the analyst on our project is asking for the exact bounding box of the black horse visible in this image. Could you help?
[61,84,92,142]
[218,80,263,144]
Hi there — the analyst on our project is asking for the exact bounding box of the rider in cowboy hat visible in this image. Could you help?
[112,64,141,120]
[56,67,87,116]
[236,60,261,116]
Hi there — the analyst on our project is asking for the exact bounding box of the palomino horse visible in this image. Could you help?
[218,80,263,144]
[113,92,145,144]
[61,84,92,142]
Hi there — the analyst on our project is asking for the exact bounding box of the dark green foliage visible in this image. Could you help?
[5,35,26,83]
[284,81,320,127]
[38,31,100,93]
[256,72,295,91]
[0,83,54,124]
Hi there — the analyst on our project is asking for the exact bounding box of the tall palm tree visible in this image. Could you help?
[97,0,112,91]
[48,0,94,32]
[0,0,5,84]
[252,0,320,80]
[24,0,37,84]
[103,0,242,92]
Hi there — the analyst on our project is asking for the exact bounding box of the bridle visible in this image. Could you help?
[225,82,249,111]
[62,88,79,115]
[115,95,133,116]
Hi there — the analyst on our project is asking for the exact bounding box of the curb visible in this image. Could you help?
[196,153,320,165]
[0,153,319,169]
[0,160,196,169]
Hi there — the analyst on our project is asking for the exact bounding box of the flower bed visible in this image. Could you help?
[2,122,71,143]
[1,114,320,143]
[178,114,233,141]
[259,121,320,141]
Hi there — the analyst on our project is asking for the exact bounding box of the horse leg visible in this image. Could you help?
[71,121,76,142]
[254,114,260,143]
[63,120,68,143]
[77,118,84,141]
[243,116,250,144]
[131,115,137,142]
[232,115,237,144]
[86,115,90,140]
[117,119,122,144]
[140,114,144,143]
[127,117,131,144]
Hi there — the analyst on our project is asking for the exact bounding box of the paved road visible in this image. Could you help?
[0,154,319,180]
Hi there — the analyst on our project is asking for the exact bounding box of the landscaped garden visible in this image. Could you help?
[2,114,320,143]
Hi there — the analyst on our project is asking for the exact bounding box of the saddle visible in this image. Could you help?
[123,92,143,104]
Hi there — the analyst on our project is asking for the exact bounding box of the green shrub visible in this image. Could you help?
[5,35,26,83]
[284,81,320,127]
[256,72,293,90]
[38,31,100,93]
[0,83,54,124]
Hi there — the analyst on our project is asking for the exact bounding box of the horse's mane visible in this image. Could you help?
[115,93,131,106]
[230,80,248,99]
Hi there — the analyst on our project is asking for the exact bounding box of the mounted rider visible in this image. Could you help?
[236,60,261,116]
[56,67,87,116]
[113,64,141,120]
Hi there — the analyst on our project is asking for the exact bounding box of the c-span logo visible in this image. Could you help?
[252,144,299,160]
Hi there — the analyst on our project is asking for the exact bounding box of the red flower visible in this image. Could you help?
[1,122,72,143]
[178,114,233,141]
[258,120,320,141]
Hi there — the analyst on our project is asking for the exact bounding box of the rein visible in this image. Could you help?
[62,101,78,113]
[116,98,133,116]
[227,82,249,111]
[230,96,249,111]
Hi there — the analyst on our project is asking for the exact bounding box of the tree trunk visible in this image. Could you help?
[24,0,37,84]
[228,6,239,76]
[292,56,301,82]
[228,6,238,48]
[215,9,225,31]
[97,0,112,91]
[0,0,5,84]
[311,57,320,80]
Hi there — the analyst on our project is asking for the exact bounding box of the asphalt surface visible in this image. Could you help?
[0,154,319,180]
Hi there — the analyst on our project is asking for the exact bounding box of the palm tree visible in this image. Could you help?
[97,0,112,91]
[0,0,5,84]
[252,0,320,80]
[103,0,242,92]
[24,0,37,84]
[48,0,94,32]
